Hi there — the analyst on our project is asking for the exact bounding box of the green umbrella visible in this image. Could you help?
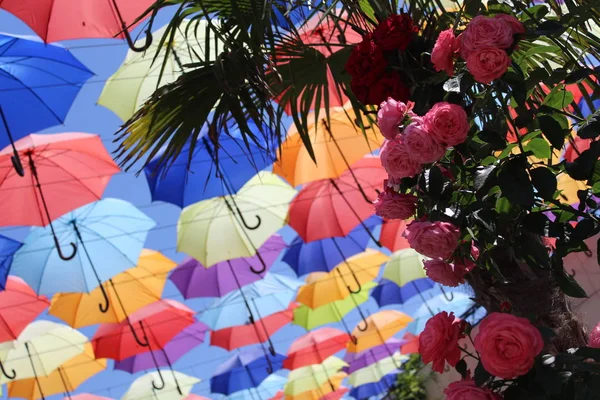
[348,352,408,387]
[284,356,347,396]
[382,249,429,287]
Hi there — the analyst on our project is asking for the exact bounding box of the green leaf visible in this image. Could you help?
[566,141,600,181]
[496,196,512,214]
[525,137,552,159]
[539,115,567,149]
[474,363,492,386]
[530,167,557,200]
[455,359,468,379]
[535,20,567,37]
[421,166,444,198]
[523,213,551,235]
[479,130,507,150]
[498,159,534,207]
[577,118,600,139]
[474,165,497,191]
[542,86,574,110]
[555,268,588,298]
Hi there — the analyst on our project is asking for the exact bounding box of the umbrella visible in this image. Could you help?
[178,172,296,267]
[348,373,397,399]
[49,249,176,328]
[11,198,155,299]
[170,235,286,298]
[7,343,106,400]
[383,249,429,287]
[284,356,347,396]
[185,396,209,400]
[282,374,346,400]
[230,374,286,400]
[407,292,483,334]
[343,338,406,366]
[372,278,434,307]
[346,310,413,353]
[400,332,420,355]
[0,0,156,50]
[288,156,386,243]
[379,219,411,252]
[0,235,22,289]
[0,320,87,384]
[282,216,381,276]
[348,352,407,387]
[284,328,350,370]
[0,34,92,152]
[121,370,200,400]
[67,396,113,400]
[210,349,286,395]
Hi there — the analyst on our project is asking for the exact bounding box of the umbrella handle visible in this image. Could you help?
[151,368,166,391]
[0,360,15,379]
[266,356,273,374]
[440,286,454,302]
[355,305,369,332]
[0,106,24,177]
[350,335,358,345]
[336,268,362,295]
[123,27,153,53]
[53,236,77,261]
[98,283,110,313]
[238,210,262,230]
[132,321,150,347]
[249,251,267,275]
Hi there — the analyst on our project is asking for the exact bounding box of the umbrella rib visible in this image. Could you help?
[35,155,104,200]
[2,55,92,78]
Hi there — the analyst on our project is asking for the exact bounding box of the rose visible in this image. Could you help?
[459,15,515,59]
[419,311,465,373]
[377,98,410,140]
[423,102,469,147]
[372,14,418,51]
[423,259,468,287]
[466,48,511,84]
[403,121,447,163]
[444,379,502,400]
[431,29,460,76]
[380,136,423,179]
[405,220,461,259]
[494,14,525,35]
[345,36,387,85]
[589,322,600,348]
[474,312,544,378]
[453,242,480,271]
[374,187,417,220]
[351,72,410,106]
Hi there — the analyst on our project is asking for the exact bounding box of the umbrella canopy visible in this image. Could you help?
[11,198,155,296]
[230,374,286,400]
[170,235,286,299]
[114,321,208,374]
[348,373,397,399]
[288,156,386,242]
[284,328,350,370]
[178,172,296,267]
[0,134,119,227]
[0,235,22,289]
[121,370,200,400]
[0,34,92,149]
[0,320,87,384]
[343,338,406,366]
[92,299,196,361]
[0,277,49,347]
[407,292,482,334]
[382,249,429,287]
[199,273,301,330]
[401,332,420,355]
[282,374,346,400]
[67,395,113,400]
[284,356,347,396]
[49,249,176,328]
[348,352,407,386]
[211,349,286,395]
[379,219,411,252]
[347,310,413,353]
[7,343,106,400]
[273,107,384,187]
[372,278,434,307]
[283,216,381,276]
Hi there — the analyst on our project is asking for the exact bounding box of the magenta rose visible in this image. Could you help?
[467,48,511,84]
[404,122,447,163]
[374,188,417,220]
[459,15,515,59]
[372,13,418,51]
[405,220,461,259]
[444,379,503,400]
[380,136,423,179]
[589,322,600,348]
[423,102,469,147]
[494,14,525,35]
[419,311,464,373]
[423,259,468,287]
[474,313,544,379]
[377,98,410,139]
[431,29,460,76]
[345,36,387,85]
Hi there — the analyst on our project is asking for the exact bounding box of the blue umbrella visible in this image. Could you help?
[11,199,156,303]
[211,348,285,395]
[282,216,382,276]
[372,278,435,307]
[0,234,21,290]
[349,373,397,399]
[0,33,92,152]
[227,374,286,400]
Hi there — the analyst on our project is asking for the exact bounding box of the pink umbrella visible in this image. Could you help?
[379,219,411,252]
[185,396,210,400]
[65,395,113,400]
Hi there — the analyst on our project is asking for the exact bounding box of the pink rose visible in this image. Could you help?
[419,311,464,373]
[589,322,600,348]
[494,14,525,35]
[453,242,480,271]
[423,102,469,147]
[474,313,544,379]
[459,15,515,59]
[404,122,447,163]
[380,137,423,179]
[444,379,502,400]
[466,48,511,84]
[432,29,460,76]
[405,220,461,259]
[374,187,417,220]
[423,259,468,287]
[377,98,410,140]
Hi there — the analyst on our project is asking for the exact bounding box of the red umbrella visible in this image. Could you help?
[400,332,420,355]
[211,304,296,351]
[564,136,592,162]
[284,328,350,370]
[379,219,411,252]
[269,392,284,400]
[288,156,386,243]
[92,299,196,361]
[323,387,349,400]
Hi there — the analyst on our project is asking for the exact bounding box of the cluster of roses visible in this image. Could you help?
[344,14,418,105]
[419,311,544,399]
[431,14,525,84]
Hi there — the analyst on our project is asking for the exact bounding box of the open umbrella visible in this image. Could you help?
[0,235,22,289]
[121,370,200,400]
[178,172,296,268]
[282,374,346,400]
[67,395,113,400]
[343,338,406,366]
[407,292,483,334]
[400,332,420,355]
[348,352,407,387]
[284,356,347,396]
[230,374,286,400]
[379,219,411,252]
[372,278,434,307]
[383,249,429,287]
[346,310,413,354]
[284,328,350,370]
[349,373,397,399]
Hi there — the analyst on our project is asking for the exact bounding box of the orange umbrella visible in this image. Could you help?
[284,372,346,400]
[65,395,113,400]
[346,310,413,353]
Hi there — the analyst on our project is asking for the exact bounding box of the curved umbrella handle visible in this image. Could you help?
[151,368,166,391]
[249,251,267,275]
[131,321,150,347]
[440,286,454,302]
[0,360,15,379]
[10,154,24,177]
[98,283,110,313]
[53,236,77,261]
[123,28,153,53]
[238,210,262,230]
[355,306,369,332]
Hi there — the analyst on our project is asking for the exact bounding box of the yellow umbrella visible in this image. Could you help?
[348,352,408,387]
[178,172,296,267]
[284,372,346,400]
[557,172,587,205]
[284,356,347,396]
[49,249,176,328]
[7,343,106,400]
[382,249,429,287]
[346,310,413,353]
[273,106,384,186]
[121,370,200,400]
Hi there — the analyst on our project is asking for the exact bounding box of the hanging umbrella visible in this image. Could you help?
[170,235,286,298]
[288,156,386,243]
[407,292,482,334]
[178,172,296,267]
[348,374,397,399]
[383,249,429,287]
[230,374,286,400]
[348,352,407,387]
[284,328,350,370]
[400,332,420,355]
[121,370,200,400]
[0,34,92,152]
[49,249,176,328]
[282,374,346,400]
[372,278,434,307]
[7,343,106,400]
[284,356,347,396]
[282,216,381,276]
[0,235,22,289]
[343,338,406,366]
[67,395,113,400]
[210,349,286,395]
[346,346,408,374]
[11,198,155,298]
[185,396,209,400]
[0,277,49,348]
[379,219,411,252]
[346,310,413,353]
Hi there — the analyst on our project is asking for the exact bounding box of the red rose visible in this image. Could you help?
[373,14,418,51]
[419,311,465,373]
[444,379,503,400]
[345,36,387,84]
[405,220,461,260]
[466,48,511,84]
[353,71,410,105]
[374,187,418,220]
[423,259,468,287]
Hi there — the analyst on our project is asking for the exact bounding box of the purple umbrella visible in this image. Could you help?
[170,235,287,298]
[343,338,407,374]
